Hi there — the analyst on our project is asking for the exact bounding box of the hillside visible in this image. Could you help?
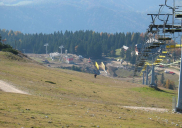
[0,51,181,127]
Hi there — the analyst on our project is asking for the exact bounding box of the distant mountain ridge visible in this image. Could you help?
[0,0,169,34]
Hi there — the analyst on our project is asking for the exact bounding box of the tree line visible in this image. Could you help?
[0,29,146,59]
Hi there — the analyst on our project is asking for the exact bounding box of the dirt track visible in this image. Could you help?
[122,106,169,112]
[164,68,180,76]
[0,80,29,95]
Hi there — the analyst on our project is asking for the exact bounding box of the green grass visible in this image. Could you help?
[115,49,121,57]
[156,70,179,87]
[115,68,135,78]
[168,66,180,71]
[1,92,181,128]
[0,51,181,128]
[131,87,175,98]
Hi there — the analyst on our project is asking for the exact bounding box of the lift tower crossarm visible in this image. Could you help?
[147,14,172,16]
[147,14,172,23]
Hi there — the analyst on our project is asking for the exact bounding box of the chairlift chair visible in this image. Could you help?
[164,29,182,33]
[158,37,172,41]
[175,14,182,18]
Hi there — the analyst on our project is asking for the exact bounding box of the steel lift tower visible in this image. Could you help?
[44,43,49,58]
[59,45,64,61]
[133,0,182,112]
[176,36,182,112]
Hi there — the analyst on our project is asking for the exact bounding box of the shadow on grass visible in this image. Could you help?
[150,86,176,95]
[45,81,56,84]
[132,86,176,97]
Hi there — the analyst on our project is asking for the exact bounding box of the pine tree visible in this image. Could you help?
[120,48,125,58]
[0,29,144,59]
[125,32,131,46]
[169,81,175,90]
[125,49,131,62]
[0,34,1,42]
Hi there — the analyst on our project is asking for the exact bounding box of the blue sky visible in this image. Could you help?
[0,0,181,7]
[0,0,46,6]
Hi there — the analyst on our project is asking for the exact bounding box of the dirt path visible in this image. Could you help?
[0,80,29,95]
[164,68,180,76]
[122,106,169,112]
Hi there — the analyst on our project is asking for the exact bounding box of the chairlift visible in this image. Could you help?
[166,44,182,48]
[146,45,160,49]
[149,24,180,29]
[153,63,160,65]
[158,37,172,41]
[159,55,166,58]
[154,60,161,63]
[164,29,182,33]
[156,59,163,61]
[153,42,166,45]
[139,59,146,62]
[162,51,169,54]
[175,14,182,18]
[137,62,145,67]
[141,53,149,57]
[142,49,151,52]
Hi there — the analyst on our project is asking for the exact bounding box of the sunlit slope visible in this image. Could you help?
[0,51,181,128]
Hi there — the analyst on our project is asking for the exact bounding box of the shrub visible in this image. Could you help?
[71,65,81,72]
[165,79,176,90]
[2,48,18,55]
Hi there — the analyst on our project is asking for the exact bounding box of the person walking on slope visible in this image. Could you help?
[94,74,97,78]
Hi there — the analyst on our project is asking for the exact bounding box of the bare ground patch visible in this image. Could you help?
[122,106,169,112]
[0,80,29,95]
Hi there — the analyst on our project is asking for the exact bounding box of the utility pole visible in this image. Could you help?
[150,57,157,88]
[176,36,182,112]
[142,71,145,85]
[146,65,149,85]
[44,43,49,58]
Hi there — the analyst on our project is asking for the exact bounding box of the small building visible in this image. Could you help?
[49,52,60,60]
[122,45,129,51]
[64,55,74,64]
